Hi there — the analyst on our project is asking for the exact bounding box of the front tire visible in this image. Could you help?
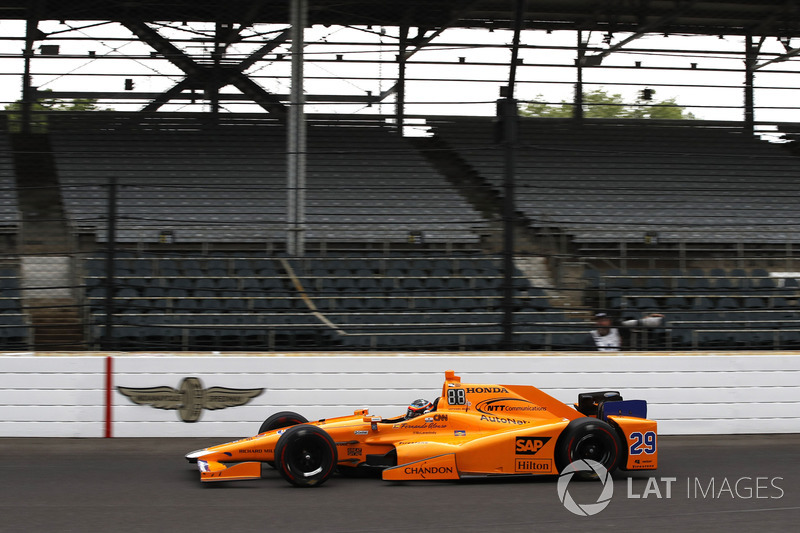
[555,418,622,478]
[274,425,338,488]
[258,411,308,435]
[260,411,309,469]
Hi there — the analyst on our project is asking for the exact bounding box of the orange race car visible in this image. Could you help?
[185,370,658,487]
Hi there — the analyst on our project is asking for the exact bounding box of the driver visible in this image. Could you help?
[406,399,433,419]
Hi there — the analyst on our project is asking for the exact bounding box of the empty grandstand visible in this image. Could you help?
[1,1,800,352]
[83,252,568,351]
[430,117,800,244]
[50,114,487,245]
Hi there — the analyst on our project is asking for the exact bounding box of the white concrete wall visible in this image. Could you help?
[0,356,107,437]
[2,353,799,437]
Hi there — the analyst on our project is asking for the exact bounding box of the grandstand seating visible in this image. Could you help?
[0,265,31,348]
[6,113,800,351]
[0,123,20,231]
[431,118,800,243]
[0,125,29,348]
[83,252,591,351]
[50,114,487,244]
[587,267,800,349]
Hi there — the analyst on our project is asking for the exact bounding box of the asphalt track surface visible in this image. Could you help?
[1,435,798,533]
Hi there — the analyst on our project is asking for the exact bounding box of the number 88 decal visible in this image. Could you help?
[629,431,657,455]
[447,388,466,405]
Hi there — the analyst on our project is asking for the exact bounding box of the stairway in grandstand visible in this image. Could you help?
[10,134,73,253]
[10,133,84,349]
[26,298,84,349]
[410,134,585,312]
[514,256,583,310]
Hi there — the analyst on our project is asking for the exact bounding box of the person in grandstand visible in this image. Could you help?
[587,311,665,351]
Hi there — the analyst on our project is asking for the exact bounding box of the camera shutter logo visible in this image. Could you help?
[556,459,614,516]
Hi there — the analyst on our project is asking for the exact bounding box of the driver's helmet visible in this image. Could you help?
[406,399,433,419]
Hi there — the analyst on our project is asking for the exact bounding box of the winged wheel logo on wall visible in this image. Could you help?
[117,377,264,422]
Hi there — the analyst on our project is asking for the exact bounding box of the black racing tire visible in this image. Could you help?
[555,417,623,478]
[259,411,309,468]
[274,425,338,488]
[258,411,308,435]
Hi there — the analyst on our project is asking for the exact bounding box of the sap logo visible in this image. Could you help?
[515,436,551,455]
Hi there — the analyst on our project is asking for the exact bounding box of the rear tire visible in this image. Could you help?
[275,425,338,488]
[555,418,622,478]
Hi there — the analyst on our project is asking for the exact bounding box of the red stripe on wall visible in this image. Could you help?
[105,356,113,438]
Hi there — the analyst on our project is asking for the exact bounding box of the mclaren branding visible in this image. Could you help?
[117,377,263,423]
[515,436,551,455]
[476,398,548,415]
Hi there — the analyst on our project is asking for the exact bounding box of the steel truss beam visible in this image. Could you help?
[581,0,697,66]
[755,41,800,70]
[373,0,481,106]
[122,20,287,116]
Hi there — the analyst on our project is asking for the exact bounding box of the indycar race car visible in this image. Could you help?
[186,370,657,487]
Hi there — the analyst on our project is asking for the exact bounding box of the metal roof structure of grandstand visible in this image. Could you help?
[1,1,799,37]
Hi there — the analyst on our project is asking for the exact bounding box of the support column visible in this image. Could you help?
[396,25,408,136]
[575,30,585,122]
[744,33,757,135]
[21,9,39,133]
[287,0,307,256]
[209,22,226,115]
[500,0,525,350]
[499,93,518,350]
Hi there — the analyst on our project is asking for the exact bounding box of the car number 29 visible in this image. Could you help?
[629,431,656,455]
[447,389,466,405]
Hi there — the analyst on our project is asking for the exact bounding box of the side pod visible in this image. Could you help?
[382,454,460,481]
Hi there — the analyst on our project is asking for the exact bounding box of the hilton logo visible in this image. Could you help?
[117,377,263,422]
